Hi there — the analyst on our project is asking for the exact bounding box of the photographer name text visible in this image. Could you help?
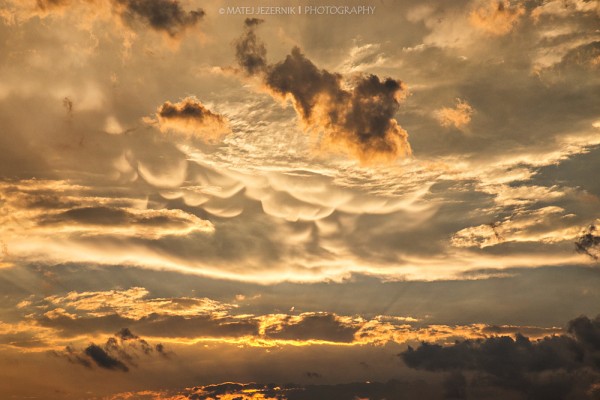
[219,5,376,15]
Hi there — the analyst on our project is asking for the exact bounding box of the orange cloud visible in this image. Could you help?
[434,98,474,129]
[470,0,525,36]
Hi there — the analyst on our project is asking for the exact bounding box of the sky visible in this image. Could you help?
[0,0,599,399]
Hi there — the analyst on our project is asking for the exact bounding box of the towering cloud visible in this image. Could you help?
[234,19,411,163]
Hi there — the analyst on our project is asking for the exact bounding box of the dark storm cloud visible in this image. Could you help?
[400,313,600,399]
[568,315,600,351]
[53,328,168,372]
[234,20,411,163]
[264,313,359,343]
[575,224,600,261]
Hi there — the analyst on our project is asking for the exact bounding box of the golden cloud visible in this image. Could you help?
[469,0,525,36]
[434,98,474,130]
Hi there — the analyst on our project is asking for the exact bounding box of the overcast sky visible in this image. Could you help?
[0,0,599,399]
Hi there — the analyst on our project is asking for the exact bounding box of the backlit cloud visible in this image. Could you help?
[401,313,600,399]
[155,97,230,142]
[234,19,411,164]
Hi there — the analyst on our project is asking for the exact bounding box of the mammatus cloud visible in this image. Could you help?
[435,99,474,130]
[575,224,600,260]
[54,328,168,372]
[400,313,600,399]
[469,0,525,36]
[154,97,230,142]
[234,19,411,164]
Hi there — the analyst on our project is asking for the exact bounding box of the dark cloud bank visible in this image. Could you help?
[400,314,600,400]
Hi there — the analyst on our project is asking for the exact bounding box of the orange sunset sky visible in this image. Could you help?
[0,0,599,399]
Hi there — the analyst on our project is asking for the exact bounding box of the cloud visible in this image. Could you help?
[44,287,236,319]
[568,314,600,350]
[154,97,230,142]
[115,0,204,38]
[544,41,600,75]
[38,205,214,239]
[469,0,525,36]
[234,20,411,164]
[12,284,568,348]
[3,0,204,38]
[263,313,359,343]
[84,343,129,371]
[35,0,70,11]
[108,380,443,400]
[235,18,267,75]
[434,98,474,130]
[54,328,167,372]
[451,206,578,249]
[575,224,600,260]
[400,313,600,399]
